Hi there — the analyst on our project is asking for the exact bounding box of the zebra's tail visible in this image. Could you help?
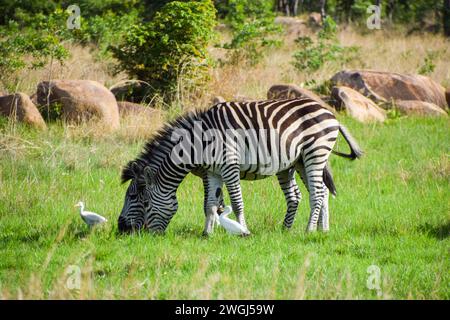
[332,124,363,160]
[323,163,337,197]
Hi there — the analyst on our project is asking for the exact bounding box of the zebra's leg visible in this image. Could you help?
[202,171,224,236]
[296,163,330,232]
[300,148,332,232]
[277,168,302,229]
[317,184,330,232]
[222,165,250,235]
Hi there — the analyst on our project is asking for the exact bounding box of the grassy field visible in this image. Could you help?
[0,114,448,299]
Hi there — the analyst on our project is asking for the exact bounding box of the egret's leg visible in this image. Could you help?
[202,172,224,236]
[277,169,302,229]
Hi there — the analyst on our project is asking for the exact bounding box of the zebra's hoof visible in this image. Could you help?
[306,226,318,233]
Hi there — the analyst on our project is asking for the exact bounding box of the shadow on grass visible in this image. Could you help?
[173,225,203,238]
[66,223,92,240]
[73,229,91,239]
[418,222,450,240]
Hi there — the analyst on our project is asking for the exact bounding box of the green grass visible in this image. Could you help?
[0,116,449,299]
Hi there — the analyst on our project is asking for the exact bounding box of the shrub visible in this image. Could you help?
[0,1,59,25]
[0,10,70,92]
[292,16,359,72]
[76,10,141,57]
[418,50,437,75]
[111,0,217,102]
[222,0,282,65]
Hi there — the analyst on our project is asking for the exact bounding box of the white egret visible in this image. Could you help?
[218,205,249,236]
[75,201,107,227]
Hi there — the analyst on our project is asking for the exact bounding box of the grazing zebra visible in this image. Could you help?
[118,98,362,234]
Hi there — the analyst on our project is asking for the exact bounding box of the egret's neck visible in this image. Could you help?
[79,204,85,214]
[222,207,232,218]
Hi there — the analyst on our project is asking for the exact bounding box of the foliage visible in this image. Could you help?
[418,50,437,76]
[292,16,359,72]
[0,10,70,92]
[221,0,282,65]
[76,10,141,57]
[0,1,143,25]
[40,102,64,122]
[0,0,60,25]
[111,0,217,101]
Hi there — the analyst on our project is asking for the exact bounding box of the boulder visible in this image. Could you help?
[394,100,448,117]
[267,84,335,113]
[0,93,46,129]
[274,16,307,35]
[308,12,322,27]
[446,88,450,108]
[331,86,386,123]
[37,80,120,130]
[331,70,448,110]
[30,92,38,105]
[110,81,151,103]
[117,101,156,118]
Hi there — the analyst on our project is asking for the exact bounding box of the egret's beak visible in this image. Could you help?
[74,204,79,208]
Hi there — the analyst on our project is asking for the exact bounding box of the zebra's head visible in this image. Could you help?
[118,160,153,233]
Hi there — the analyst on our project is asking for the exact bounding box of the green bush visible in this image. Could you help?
[0,10,70,92]
[111,0,216,101]
[0,1,60,25]
[418,50,437,76]
[222,0,282,65]
[292,16,359,72]
[76,10,140,57]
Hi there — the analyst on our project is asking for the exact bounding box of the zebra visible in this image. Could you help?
[118,98,362,235]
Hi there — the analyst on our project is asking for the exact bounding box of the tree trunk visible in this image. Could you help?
[387,0,394,23]
[292,0,299,16]
[320,0,327,20]
[444,0,450,36]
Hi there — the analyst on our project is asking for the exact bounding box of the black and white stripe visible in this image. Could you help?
[118,98,362,234]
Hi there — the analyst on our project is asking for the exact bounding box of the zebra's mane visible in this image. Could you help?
[121,109,205,184]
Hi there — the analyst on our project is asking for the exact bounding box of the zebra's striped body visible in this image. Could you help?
[118,98,362,234]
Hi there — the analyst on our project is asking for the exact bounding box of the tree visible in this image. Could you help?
[337,0,355,23]
[444,0,450,36]
[112,0,217,101]
[320,0,327,19]
[276,0,300,16]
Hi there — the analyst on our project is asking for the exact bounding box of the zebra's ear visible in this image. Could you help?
[143,166,154,185]
[121,160,141,184]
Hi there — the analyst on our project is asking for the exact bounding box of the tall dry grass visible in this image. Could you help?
[1,24,449,145]
[6,44,127,96]
[207,26,450,101]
